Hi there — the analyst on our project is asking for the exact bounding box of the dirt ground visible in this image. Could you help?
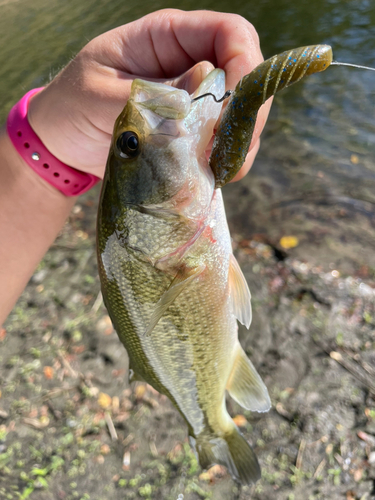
[1,176,375,500]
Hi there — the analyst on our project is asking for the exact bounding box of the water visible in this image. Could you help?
[1,0,374,271]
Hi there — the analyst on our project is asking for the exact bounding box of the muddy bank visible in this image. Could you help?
[0,179,374,500]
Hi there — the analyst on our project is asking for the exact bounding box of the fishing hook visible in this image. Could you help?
[191,89,233,103]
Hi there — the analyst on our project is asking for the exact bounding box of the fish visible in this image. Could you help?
[97,44,333,485]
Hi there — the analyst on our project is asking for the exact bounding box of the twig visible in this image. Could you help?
[313,338,375,396]
[46,400,62,420]
[296,439,306,470]
[58,351,79,379]
[122,451,130,470]
[357,430,375,446]
[149,441,158,457]
[23,417,49,429]
[313,458,326,479]
[342,348,375,378]
[334,453,344,466]
[123,433,134,447]
[104,412,118,441]
[91,291,103,313]
[41,385,77,401]
[329,351,375,395]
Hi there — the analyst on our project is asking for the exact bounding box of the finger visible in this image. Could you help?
[163,10,269,162]
[166,61,215,93]
[89,9,270,146]
[94,10,263,80]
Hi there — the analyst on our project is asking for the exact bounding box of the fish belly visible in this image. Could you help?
[98,193,237,435]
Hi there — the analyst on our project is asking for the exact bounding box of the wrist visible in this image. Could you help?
[27,86,66,164]
[0,125,71,201]
[8,88,100,196]
[0,125,76,324]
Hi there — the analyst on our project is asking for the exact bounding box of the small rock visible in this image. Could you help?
[31,269,48,284]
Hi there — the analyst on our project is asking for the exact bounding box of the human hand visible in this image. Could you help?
[28,9,271,181]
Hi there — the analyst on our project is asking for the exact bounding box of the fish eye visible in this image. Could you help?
[116,131,140,159]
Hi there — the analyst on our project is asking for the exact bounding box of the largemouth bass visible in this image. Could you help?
[97,45,333,485]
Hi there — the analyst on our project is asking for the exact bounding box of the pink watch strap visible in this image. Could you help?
[6,88,100,196]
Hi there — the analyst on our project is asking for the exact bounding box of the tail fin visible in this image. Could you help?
[191,427,261,485]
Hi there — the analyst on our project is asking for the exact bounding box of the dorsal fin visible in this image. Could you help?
[144,265,205,336]
[228,254,252,329]
[226,343,271,413]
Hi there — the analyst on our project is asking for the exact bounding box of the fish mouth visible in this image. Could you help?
[132,79,191,120]
[127,69,225,150]
[128,80,191,139]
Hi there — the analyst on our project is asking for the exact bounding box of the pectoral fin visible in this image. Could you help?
[144,265,205,337]
[229,254,252,329]
[226,344,271,413]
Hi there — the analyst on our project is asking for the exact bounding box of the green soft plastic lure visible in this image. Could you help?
[210,44,333,187]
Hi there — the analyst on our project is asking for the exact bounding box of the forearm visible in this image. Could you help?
[0,125,76,324]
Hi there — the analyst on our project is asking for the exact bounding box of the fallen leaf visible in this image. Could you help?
[357,430,375,446]
[76,230,88,240]
[353,468,363,482]
[199,464,226,482]
[98,392,112,409]
[43,366,54,380]
[88,386,99,397]
[71,345,86,354]
[279,236,299,249]
[112,396,120,413]
[23,417,49,429]
[101,444,111,455]
[199,472,211,482]
[96,315,114,335]
[325,443,333,455]
[368,451,375,465]
[233,415,247,428]
[330,351,343,362]
[135,385,146,400]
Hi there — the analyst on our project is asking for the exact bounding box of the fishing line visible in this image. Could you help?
[331,61,375,71]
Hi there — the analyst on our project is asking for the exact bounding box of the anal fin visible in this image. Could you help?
[226,343,271,412]
[229,254,252,329]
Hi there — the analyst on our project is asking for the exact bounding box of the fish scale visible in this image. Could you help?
[97,47,333,483]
